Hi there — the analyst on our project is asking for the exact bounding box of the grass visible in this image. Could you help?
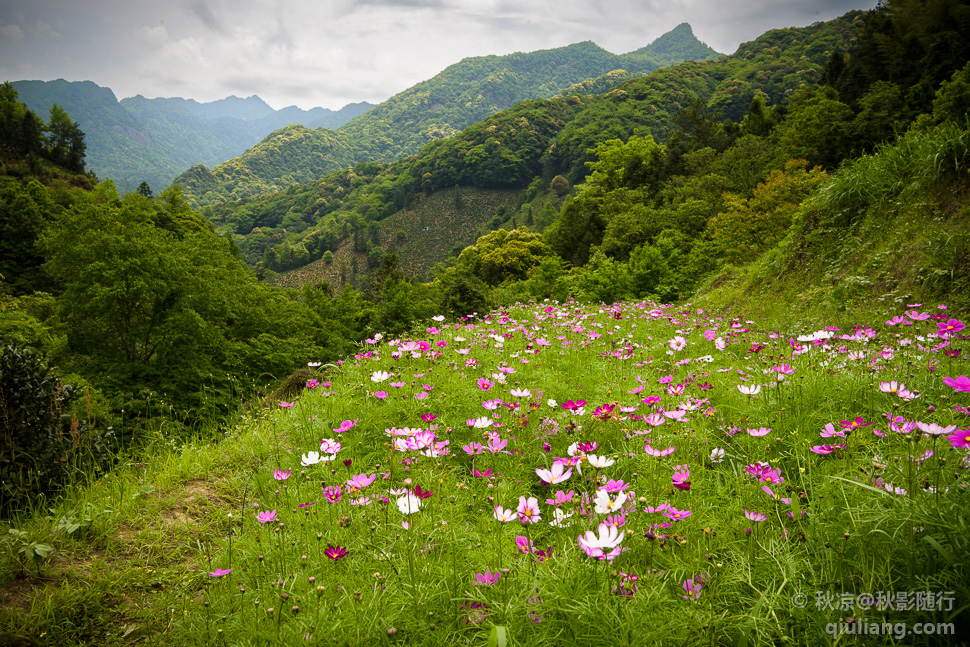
[1,298,968,646]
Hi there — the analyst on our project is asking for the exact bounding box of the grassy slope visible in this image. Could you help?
[2,297,968,646]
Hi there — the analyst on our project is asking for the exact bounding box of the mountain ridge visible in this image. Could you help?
[9,79,374,190]
[175,24,723,205]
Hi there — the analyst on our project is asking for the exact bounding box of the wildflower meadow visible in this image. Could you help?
[170,300,969,645]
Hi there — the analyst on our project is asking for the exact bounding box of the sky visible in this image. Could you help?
[1,0,879,111]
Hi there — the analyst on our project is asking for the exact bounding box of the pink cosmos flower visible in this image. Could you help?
[937,319,965,338]
[916,422,957,436]
[322,485,342,503]
[208,567,232,577]
[682,579,702,601]
[462,442,484,455]
[943,376,970,393]
[516,496,541,525]
[744,509,767,522]
[257,510,277,523]
[644,443,675,457]
[324,544,348,561]
[477,377,495,391]
[373,391,388,399]
[663,507,691,521]
[536,462,573,485]
[948,428,970,449]
[747,427,771,437]
[671,465,690,490]
[475,570,501,585]
[279,401,294,408]
[333,419,358,433]
[273,469,292,481]
[346,473,376,489]
[546,490,575,506]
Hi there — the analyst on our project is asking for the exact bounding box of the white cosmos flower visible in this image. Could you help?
[396,494,423,515]
[587,454,615,468]
[593,489,628,514]
[301,451,322,466]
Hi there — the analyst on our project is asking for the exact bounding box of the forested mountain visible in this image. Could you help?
[175,24,722,205]
[202,12,862,286]
[9,80,373,191]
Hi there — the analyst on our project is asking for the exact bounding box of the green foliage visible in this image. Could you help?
[0,345,112,514]
[711,159,829,264]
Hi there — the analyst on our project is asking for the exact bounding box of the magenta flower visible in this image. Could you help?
[471,467,493,478]
[462,442,484,455]
[561,399,586,411]
[279,401,294,408]
[322,485,342,503]
[747,427,771,437]
[593,403,616,420]
[273,469,292,481]
[208,567,232,577]
[324,544,348,561]
[948,428,970,449]
[682,578,702,601]
[663,507,691,521]
[546,490,575,506]
[421,413,438,423]
[373,391,388,399]
[306,379,319,389]
[937,319,965,338]
[257,510,278,523]
[413,485,434,499]
[839,417,873,431]
[516,496,541,525]
[671,465,691,491]
[477,377,495,391]
[334,419,359,433]
[943,376,970,393]
[475,570,501,585]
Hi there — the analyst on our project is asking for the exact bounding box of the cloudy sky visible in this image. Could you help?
[1,0,878,111]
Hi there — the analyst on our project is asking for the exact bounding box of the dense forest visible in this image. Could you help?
[1,0,969,515]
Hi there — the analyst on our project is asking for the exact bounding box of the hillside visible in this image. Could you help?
[10,80,372,191]
[203,12,861,292]
[175,24,722,205]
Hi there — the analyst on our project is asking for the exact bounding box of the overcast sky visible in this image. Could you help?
[1,0,878,111]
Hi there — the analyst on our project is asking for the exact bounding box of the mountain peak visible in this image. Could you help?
[627,23,722,60]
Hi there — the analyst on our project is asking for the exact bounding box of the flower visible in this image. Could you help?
[397,493,423,515]
[747,427,771,437]
[536,462,573,485]
[322,485,342,503]
[301,451,323,466]
[737,384,761,396]
[494,506,517,522]
[943,376,970,393]
[709,448,725,464]
[671,465,690,490]
[475,570,501,585]
[324,544,348,561]
[472,416,494,429]
[334,419,358,433]
[510,387,531,398]
[279,401,294,408]
[948,428,970,449]
[346,473,376,490]
[477,377,495,391]
[273,469,292,481]
[594,490,628,514]
[208,567,232,577]
[257,510,278,524]
[668,336,687,352]
[682,578,702,601]
[744,509,767,522]
[586,454,615,468]
[937,319,965,338]
[516,496,541,525]
[644,443,675,457]
[373,391,388,399]
[663,507,691,521]
[916,422,957,436]
[371,370,391,383]
[579,521,626,554]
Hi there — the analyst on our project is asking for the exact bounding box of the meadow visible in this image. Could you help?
[2,299,968,646]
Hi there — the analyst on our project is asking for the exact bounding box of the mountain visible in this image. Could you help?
[175,24,722,205]
[199,12,863,291]
[9,79,373,191]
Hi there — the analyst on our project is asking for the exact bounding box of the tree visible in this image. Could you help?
[45,104,86,173]
[550,175,570,196]
[137,182,154,198]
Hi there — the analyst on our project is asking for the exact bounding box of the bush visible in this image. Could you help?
[0,345,114,514]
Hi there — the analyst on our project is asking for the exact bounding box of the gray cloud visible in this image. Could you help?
[0,0,879,110]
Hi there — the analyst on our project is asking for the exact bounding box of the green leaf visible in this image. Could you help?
[488,625,507,647]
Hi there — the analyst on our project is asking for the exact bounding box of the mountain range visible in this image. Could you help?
[10,79,373,191]
[173,23,723,205]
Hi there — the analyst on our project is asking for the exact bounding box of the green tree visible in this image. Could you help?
[45,104,86,173]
